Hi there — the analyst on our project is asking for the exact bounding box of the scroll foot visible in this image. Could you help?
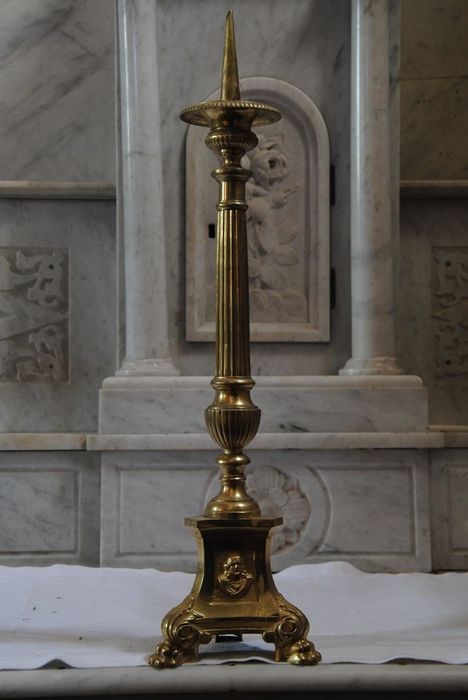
[263,594,321,666]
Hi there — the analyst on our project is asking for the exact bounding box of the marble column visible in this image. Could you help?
[115,0,177,377]
[340,0,403,376]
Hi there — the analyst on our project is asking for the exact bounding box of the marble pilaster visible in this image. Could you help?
[100,0,178,432]
[340,0,403,376]
[113,0,177,378]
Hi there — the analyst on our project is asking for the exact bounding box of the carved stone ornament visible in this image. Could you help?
[432,247,468,377]
[0,247,69,383]
[246,465,311,554]
[186,77,330,342]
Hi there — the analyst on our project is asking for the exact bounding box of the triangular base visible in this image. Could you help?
[149,517,321,668]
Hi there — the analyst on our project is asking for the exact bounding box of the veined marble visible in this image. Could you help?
[100,449,430,572]
[399,199,468,425]
[155,0,351,376]
[2,664,468,697]
[340,0,402,376]
[0,199,116,432]
[430,449,468,570]
[186,77,330,343]
[401,77,468,180]
[99,374,428,434]
[0,452,99,566]
[115,0,178,377]
[400,0,468,180]
[0,0,115,182]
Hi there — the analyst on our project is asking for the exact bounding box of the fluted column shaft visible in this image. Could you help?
[214,167,251,378]
[116,0,177,376]
[340,0,403,376]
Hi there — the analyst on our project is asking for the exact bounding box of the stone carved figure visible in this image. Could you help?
[0,247,68,383]
[243,134,307,322]
[432,248,468,377]
[246,465,310,554]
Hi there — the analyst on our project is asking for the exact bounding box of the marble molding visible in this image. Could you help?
[100,449,431,572]
[99,375,428,434]
[0,0,115,182]
[186,77,330,342]
[0,452,100,566]
[3,664,468,697]
[0,199,116,432]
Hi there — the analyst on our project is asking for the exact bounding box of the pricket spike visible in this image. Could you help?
[220,11,241,101]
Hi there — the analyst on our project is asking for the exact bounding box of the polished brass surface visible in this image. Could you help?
[149,517,321,668]
[150,11,320,668]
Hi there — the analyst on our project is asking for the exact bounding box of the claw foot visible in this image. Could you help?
[149,640,198,669]
[286,639,322,666]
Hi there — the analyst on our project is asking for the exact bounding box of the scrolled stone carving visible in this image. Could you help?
[432,247,468,377]
[0,247,69,383]
[186,77,330,342]
[246,465,311,554]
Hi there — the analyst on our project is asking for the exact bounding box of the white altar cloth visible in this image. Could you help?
[2,562,468,670]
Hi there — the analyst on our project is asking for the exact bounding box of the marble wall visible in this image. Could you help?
[399,200,468,425]
[400,0,468,179]
[0,0,117,432]
[0,451,100,566]
[0,0,115,182]
[0,0,467,575]
[0,199,116,432]
[156,0,351,376]
[100,448,431,573]
[399,0,468,424]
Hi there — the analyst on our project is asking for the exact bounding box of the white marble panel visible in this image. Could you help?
[186,77,330,342]
[0,199,116,432]
[430,448,468,570]
[100,452,215,569]
[401,77,468,180]
[100,449,430,572]
[100,375,428,434]
[402,0,468,80]
[0,452,100,565]
[156,0,351,375]
[399,199,468,425]
[0,0,115,181]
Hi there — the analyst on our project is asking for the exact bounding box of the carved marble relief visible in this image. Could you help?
[246,465,311,554]
[0,247,69,383]
[186,77,330,342]
[432,247,468,377]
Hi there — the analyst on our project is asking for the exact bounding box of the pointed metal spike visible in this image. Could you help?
[220,11,241,101]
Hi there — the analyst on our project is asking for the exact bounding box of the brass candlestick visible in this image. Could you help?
[149,12,321,669]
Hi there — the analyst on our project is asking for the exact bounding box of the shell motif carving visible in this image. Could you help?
[246,466,310,554]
